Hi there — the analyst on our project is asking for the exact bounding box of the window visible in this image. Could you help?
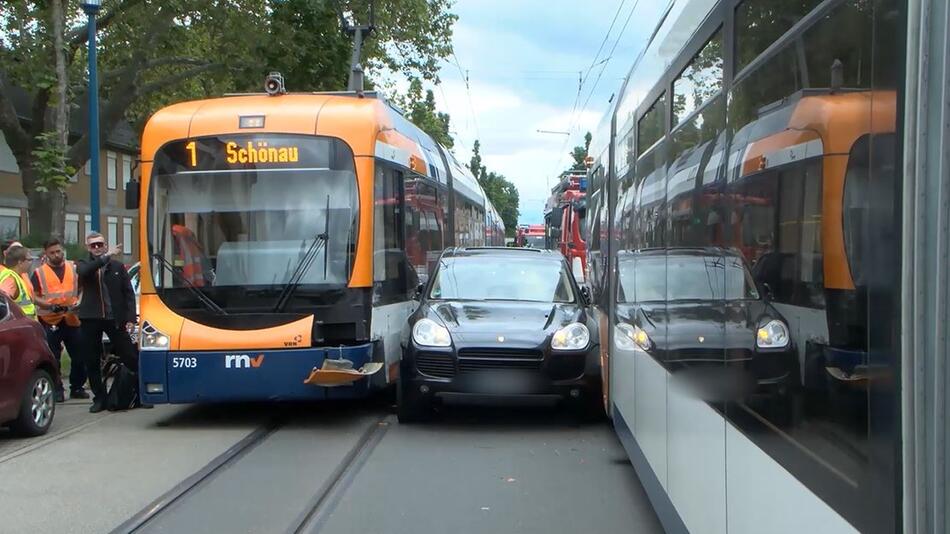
[672,29,723,127]
[122,217,133,254]
[637,92,666,156]
[373,164,410,301]
[107,151,117,190]
[107,216,118,249]
[65,213,80,244]
[122,156,133,189]
[430,256,574,303]
[84,159,91,175]
[84,214,93,239]
[0,207,20,240]
[734,0,824,72]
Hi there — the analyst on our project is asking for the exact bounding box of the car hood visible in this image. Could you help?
[424,300,584,347]
[618,300,773,354]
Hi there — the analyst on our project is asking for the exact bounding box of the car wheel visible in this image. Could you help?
[10,370,56,437]
[396,377,431,424]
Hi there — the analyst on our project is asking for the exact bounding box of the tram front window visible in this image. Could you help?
[148,137,359,313]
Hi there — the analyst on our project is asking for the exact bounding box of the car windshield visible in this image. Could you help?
[618,253,759,303]
[429,255,575,302]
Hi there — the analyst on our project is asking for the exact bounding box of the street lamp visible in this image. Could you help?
[81,0,102,232]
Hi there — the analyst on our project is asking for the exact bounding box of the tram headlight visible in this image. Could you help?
[140,321,171,351]
[412,318,452,348]
[756,319,789,349]
[552,322,590,351]
[615,323,651,352]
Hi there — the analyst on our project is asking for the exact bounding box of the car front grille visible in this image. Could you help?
[457,348,543,360]
[458,358,543,373]
[416,353,456,378]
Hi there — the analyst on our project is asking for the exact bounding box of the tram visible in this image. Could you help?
[127,82,502,404]
[587,1,905,533]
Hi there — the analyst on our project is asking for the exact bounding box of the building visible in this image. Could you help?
[0,86,140,263]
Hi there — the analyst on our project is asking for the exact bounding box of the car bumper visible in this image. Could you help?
[401,343,600,403]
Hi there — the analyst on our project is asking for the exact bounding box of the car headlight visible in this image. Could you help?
[615,323,651,352]
[757,319,789,349]
[551,322,590,351]
[412,318,452,347]
[140,321,171,350]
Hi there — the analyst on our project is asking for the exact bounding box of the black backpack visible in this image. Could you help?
[103,356,139,411]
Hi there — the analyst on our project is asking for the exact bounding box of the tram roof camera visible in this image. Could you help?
[264,72,286,96]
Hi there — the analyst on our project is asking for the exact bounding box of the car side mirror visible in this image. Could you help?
[413,283,425,300]
[580,286,592,305]
[125,179,140,210]
[761,282,774,301]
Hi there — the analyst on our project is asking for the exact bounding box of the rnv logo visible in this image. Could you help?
[225,354,265,369]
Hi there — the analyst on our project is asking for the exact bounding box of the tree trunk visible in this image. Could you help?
[51,0,69,240]
[21,165,64,240]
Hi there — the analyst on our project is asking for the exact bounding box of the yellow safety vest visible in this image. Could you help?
[0,268,36,318]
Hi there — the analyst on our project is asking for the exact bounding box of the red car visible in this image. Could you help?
[0,293,58,436]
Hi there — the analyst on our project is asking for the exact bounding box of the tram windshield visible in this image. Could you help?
[148,136,359,303]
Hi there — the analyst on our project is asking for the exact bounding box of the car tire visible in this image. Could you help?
[10,370,56,437]
[396,377,431,424]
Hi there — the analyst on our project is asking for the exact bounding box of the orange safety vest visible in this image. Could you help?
[172,224,208,287]
[35,261,81,326]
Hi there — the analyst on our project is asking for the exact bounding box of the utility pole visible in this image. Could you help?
[340,2,376,93]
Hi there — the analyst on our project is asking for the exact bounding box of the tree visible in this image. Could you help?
[469,139,486,181]
[0,0,457,239]
[570,131,592,171]
[468,139,519,236]
[394,79,453,148]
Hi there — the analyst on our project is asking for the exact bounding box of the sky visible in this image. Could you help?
[427,0,671,225]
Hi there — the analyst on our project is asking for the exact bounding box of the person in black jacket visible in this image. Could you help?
[76,232,139,413]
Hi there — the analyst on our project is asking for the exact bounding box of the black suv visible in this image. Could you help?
[398,247,601,422]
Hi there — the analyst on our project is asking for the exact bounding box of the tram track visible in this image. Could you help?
[287,415,391,534]
[108,412,390,534]
[109,418,284,534]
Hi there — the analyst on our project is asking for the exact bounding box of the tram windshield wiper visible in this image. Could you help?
[273,195,331,313]
[151,253,228,315]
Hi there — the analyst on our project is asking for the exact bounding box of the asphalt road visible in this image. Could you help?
[1,399,662,534]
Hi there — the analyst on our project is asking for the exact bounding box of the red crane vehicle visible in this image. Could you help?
[544,169,588,282]
[515,224,546,248]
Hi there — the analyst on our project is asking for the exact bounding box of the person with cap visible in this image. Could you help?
[31,238,88,402]
[76,232,138,413]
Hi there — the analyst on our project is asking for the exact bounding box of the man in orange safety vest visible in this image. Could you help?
[31,238,88,402]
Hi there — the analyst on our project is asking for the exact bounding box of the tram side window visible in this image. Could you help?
[637,93,666,157]
[404,178,444,283]
[672,29,723,127]
[374,165,412,301]
[734,0,824,72]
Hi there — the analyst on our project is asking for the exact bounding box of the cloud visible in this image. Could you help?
[397,0,671,224]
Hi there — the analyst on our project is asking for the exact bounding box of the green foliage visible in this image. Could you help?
[30,131,75,193]
[570,132,592,171]
[469,140,519,236]
[469,139,486,181]
[394,79,453,148]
